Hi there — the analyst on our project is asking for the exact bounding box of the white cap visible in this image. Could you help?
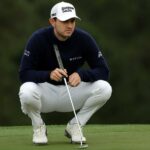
[50,1,80,21]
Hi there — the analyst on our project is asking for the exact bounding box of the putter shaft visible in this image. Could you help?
[63,78,84,146]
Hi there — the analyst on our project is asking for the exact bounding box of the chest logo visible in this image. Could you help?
[69,56,82,61]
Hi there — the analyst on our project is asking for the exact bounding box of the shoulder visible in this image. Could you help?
[73,28,98,47]
[74,28,92,37]
[25,26,53,49]
[73,28,96,42]
[30,26,53,40]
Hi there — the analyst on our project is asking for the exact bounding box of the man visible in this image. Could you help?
[19,1,112,145]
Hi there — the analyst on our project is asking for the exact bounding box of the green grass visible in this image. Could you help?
[0,125,150,150]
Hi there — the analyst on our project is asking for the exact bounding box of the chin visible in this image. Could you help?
[63,34,71,38]
[67,33,73,37]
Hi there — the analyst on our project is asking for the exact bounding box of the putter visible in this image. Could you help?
[54,44,88,149]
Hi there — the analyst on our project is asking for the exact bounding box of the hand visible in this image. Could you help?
[50,68,68,82]
[68,72,81,87]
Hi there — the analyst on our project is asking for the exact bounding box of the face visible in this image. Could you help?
[50,18,76,41]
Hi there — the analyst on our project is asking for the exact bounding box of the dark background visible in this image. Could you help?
[0,0,149,126]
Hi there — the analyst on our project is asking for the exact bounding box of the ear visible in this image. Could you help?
[49,18,55,27]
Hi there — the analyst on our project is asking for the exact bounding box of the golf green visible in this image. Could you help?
[0,125,150,150]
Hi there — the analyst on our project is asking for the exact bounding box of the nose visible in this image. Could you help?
[67,21,74,28]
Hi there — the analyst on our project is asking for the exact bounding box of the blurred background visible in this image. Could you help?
[0,0,149,126]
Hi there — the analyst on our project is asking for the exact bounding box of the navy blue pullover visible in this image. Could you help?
[19,26,109,85]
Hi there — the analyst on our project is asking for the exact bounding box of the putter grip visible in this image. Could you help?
[53,44,64,69]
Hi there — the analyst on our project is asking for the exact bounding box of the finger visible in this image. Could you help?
[51,72,61,81]
[69,81,76,87]
[69,77,79,87]
[69,73,78,82]
[53,73,62,81]
[51,68,63,81]
[58,69,68,78]
[68,75,76,84]
[55,69,64,78]
[64,69,68,74]
[69,81,78,87]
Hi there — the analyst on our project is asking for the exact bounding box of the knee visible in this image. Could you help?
[19,82,41,105]
[92,80,112,101]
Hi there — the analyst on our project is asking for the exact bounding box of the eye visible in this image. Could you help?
[70,18,75,23]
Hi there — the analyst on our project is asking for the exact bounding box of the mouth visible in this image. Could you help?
[65,30,72,33]
[64,31,73,36]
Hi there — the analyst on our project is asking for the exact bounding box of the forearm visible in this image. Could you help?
[77,67,109,82]
[19,70,50,83]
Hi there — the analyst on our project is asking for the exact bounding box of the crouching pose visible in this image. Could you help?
[18,1,112,145]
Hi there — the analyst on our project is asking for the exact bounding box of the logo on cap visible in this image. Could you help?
[62,7,74,13]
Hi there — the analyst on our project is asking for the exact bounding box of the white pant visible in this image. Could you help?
[19,80,112,127]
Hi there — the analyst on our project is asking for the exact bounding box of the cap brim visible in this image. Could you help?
[57,15,81,21]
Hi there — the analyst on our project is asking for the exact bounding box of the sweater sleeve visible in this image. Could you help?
[19,33,50,83]
[76,32,110,82]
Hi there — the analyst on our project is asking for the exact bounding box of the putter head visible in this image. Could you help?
[78,144,88,149]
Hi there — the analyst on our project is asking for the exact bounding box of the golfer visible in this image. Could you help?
[19,1,112,145]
